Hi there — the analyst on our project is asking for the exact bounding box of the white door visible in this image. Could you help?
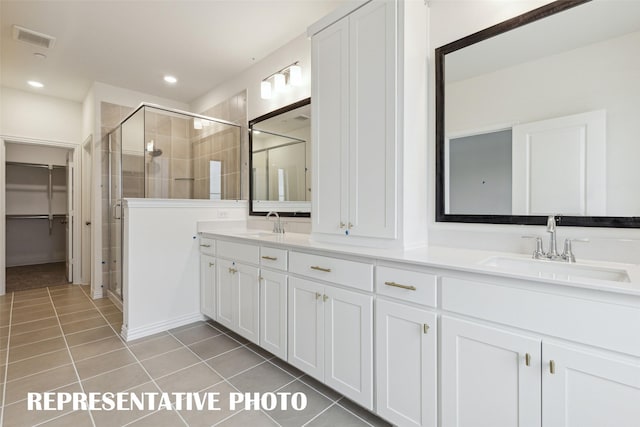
[324,285,373,410]
[441,316,542,427]
[312,15,349,236]
[543,342,640,427]
[348,0,396,239]
[65,159,74,282]
[288,277,324,380]
[512,110,606,215]
[200,254,216,320]
[260,269,288,360]
[216,258,235,330]
[376,299,437,427]
[235,263,260,345]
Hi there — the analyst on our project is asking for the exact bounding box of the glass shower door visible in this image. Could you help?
[108,129,123,299]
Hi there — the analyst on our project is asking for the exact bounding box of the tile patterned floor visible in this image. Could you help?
[0,285,391,427]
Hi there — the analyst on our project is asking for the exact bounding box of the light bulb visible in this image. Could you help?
[289,65,302,86]
[273,73,286,92]
[261,80,272,99]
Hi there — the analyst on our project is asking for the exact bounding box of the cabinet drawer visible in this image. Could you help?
[199,237,215,255]
[289,251,373,292]
[441,276,640,357]
[260,247,288,271]
[376,266,437,307]
[216,240,259,265]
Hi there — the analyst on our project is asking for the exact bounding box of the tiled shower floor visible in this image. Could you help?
[0,285,390,427]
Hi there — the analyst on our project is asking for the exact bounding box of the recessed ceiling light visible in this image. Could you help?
[33,52,47,60]
[164,75,177,84]
[27,80,44,88]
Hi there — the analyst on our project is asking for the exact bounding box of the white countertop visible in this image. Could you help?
[200,229,640,297]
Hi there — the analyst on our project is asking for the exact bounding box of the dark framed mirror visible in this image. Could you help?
[249,98,311,217]
[435,0,640,227]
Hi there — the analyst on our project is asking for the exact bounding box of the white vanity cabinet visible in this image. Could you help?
[259,246,289,360]
[440,275,640,427]
[375,266,438,427]
[311,0,397,239]
[215,241,261,345]
[199,237,216,320]
[288,251,374,410]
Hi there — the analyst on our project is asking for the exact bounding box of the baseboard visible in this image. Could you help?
[106,290,123,311]
[121,311,206,342]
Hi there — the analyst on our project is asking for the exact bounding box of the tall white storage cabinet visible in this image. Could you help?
[310,0,428,248]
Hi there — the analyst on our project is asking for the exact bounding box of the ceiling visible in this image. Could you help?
[0,0,347,104]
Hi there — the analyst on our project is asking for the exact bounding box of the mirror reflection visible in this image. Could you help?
[250,98,311,216]
[437,0,640,226]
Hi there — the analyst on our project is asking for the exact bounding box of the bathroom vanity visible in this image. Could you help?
[198,230,640,427]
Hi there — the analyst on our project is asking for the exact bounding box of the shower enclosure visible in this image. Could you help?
[106,104,241,300]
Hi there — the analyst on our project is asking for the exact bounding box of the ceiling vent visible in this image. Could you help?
[293,115,310,121]
[12,25,56,49]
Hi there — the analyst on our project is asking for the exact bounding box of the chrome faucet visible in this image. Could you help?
[546,215,560,260]
[266,211,285,234]
[523,215,588,263]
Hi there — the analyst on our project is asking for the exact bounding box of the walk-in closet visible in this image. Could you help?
[5,143,73,292]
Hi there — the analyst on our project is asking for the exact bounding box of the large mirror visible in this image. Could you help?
[249,98,311,216]
[436,0,640,227]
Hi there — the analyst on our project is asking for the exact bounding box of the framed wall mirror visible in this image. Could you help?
[249,98,311,217]
[435,0,640,227]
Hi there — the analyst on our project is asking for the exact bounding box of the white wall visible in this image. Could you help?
[122,199,247,341]
[427,0,640,263]
[191,34,311,121]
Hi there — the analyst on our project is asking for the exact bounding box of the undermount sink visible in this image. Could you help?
[235,231,281,239]
[480,256,631,283]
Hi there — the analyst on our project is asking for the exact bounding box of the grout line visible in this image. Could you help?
[0,292,15,427]
[5,362,74,385]
[301,401,338,427]
[76,285,191,427]
[6,332,64,351]
[45,287,98,427]
[31,409,79,426]
[9,315,57,327]
[332,399,379,427]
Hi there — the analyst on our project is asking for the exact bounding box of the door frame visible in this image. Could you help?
[81,135,93,286]
[0,136,82,295]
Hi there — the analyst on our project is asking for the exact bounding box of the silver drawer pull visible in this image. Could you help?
[310,266,331,273]
[262,256,278,261]
[228,267,237,274]
[209,262,215,267]
[200,244,211,248]
[384,281,417,291]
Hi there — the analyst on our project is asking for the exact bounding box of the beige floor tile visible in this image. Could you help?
[11,307,56,324]
[126,331,169,346]
[263,380,333,427]
[128,334,184,360]
[170,321,208,333]
[98,305,122,316]
[52,296,91,309]
[10,317,58,335]
[2,401,73,427]
[216,409,279,426]
[55,302,95,315]
[188,334,242,360]
[141,347,201,379]
[58,308,102,325]
[8,336,67,363]
[206,346,266,378]
[1,325,9,338]
[4,364,78,404]
[171,323,223,345]
[91,298,117,308]
[38,410,94,427]
[178,381,241,427]
[61,316,108,334]
[227,361,295,394]
[128,409,187,427]
[155,362,223,394]
[75,347,138,379]
[6,349,72,381]
[11,296,51,308]
[11,302,52,314]
[82,363,150,394]
[306,403,371,427]
[90,381,161,427]
[337,397,392,427]
[66,325,116,347]
[9,325,62,347]
[70,335,126,362]
[12,289,49,301]
[103,311,123,324]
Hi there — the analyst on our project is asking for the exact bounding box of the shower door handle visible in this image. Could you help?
[113,201,122,220]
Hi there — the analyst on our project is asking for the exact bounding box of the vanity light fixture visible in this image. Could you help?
[260,61,302,99]
[27,80,44,88]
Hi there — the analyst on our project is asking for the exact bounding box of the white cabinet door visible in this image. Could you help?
[260,270,288,360]
[376,299,436,427]
[288,277,324,380]
[324,286,373,410]
[441,316,542,427]
[543,342,640,427]
[200,253,216,320]
[235,263,260,345]
[216,258,234,330]
[312,15,349,236]
[347,0,396,239]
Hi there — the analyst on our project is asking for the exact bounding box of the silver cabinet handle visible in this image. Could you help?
[228,267,237,274]
[423,324,430,334]
[209,262,215,267]
[310,266,331,273]
[323,294,329,302]
[200,244,211,248]
[384,281,416,291]
[315,292,322,300]
[549,360,556,374]
[261,256,277,261]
